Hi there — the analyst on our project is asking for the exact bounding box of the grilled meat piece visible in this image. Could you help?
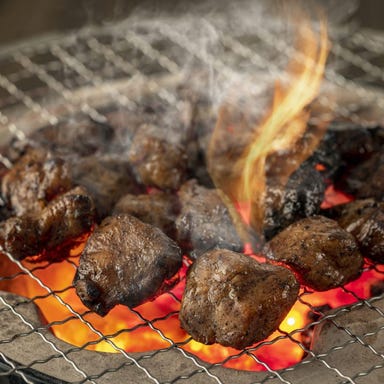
[175,180,243,259]
[38,186,95,251]
[335,124,384,162]
[104,91,193,153]
[344,151,384,201]
[261,162,326,240]
[1,148,72,216]
[305,122,384,186]
[29,119,115,157]
[113,192,179,239]
[179,249,299,349]
[0,186,95,260]
[328,199,384,263]
[128,124,188,190]
[264,216,364,291]
[0,216,40,258]
[185,95,217,187]
[74,214,182,316]
[71,156,143,220]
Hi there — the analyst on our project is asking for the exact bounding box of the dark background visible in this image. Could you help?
[0,0,382,46]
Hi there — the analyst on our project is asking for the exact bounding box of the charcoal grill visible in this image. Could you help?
[1,7,384,384]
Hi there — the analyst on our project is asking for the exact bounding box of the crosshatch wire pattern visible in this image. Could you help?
[0,19,384,384]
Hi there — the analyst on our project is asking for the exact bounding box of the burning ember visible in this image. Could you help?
[1,3,384,377]
[209,10,329,238]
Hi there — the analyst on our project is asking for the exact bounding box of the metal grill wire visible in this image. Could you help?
[0,13,383,384]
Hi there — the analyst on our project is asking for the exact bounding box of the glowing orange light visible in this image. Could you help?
[208,11,330,242]
[241,18,329,231]
[287,317,295,326]
[321,184,354,209]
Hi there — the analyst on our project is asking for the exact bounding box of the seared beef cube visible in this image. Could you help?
[0,216,40,259]
[74,214,182,316]
[329,122,382,164]
[38,186,95,251]
[261,163,326,240]
[349,152,384,201]
[313,123,384,185]
[103,108,144,153]
[128,124,188,190]
[333,199,384,263]
[176,180,243,259]
[206,104,253,194]
[113,192,179,239]
[264,216,363,291]
[71,156,143,220]
[103,91,193,155]
[0,186,95,261]
[29,119,115,157]
[305,127,341,179]
[179,249,299,349]
[1,148,72,216]
[186,96,216,187]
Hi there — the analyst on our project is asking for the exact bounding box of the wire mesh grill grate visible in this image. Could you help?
[0,16,384,384]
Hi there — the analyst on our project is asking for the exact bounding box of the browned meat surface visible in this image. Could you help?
[0,186,95,261]
[340,150,384,201]
[0,216,40,258]
[1,148,72,216]
[71,156,143,220]
[176,180,243,259]
[29,119,115,157]
[185,95,215,187]
[74,214,182,316]
[264,216,364,291]
[113,192,179,239]
[312,123,384,186]
[104,91,193,154]
[38,186,95,251]
[330,199,384,263]
[128,124,188,190]
[179,249,299,349]
[327,122,383,164]
[261,163,326,240]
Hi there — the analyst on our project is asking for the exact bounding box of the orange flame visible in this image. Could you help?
[208,12,329,240]
[241,17,329,232]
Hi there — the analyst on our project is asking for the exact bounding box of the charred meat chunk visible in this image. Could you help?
[264,216,363,291]
[128,124,188,190]
[1,148,72,216]
[176,180,243,259]
[261,162,326,240]
[71,156,143,220]
[38,186,95,252]
[0,186,95,261]
[311,122,384,186]
[336,124,384,162]
[29,119,115,157]
[179,249,299,349]
[330,199,384,263]
[113,192,179,239]
[344,151,384,201]
[74,214,182,316]
[0,216,40,259]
